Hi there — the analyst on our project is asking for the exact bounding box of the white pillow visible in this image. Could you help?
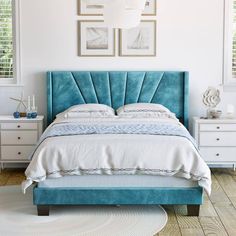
[56,104,115,118]
[116,103,176,119]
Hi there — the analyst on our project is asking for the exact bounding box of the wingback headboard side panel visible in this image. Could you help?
[47,71,189,128]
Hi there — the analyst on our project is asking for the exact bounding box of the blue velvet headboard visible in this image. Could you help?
[47,71,189,128]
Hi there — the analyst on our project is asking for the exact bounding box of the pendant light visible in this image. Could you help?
[104,0,145,29]
[82,0,146,29]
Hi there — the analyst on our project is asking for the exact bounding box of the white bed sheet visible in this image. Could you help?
[38,175,198,188]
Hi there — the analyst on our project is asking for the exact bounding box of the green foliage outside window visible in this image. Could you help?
[0,0,13,78]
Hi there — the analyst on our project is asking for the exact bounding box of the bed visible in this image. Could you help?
[24,71,211,216]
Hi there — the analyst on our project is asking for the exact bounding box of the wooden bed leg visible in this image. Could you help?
[37,205,50,216]
[187,205,200,216]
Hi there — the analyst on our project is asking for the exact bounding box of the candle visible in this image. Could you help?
[27,96,30,110]
[32,95,35,109]
[226,104,235,119]
[227,104,234,114]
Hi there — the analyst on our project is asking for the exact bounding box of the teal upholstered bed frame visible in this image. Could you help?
[34,71,203,216]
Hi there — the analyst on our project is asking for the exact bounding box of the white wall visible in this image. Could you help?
[1,0,235,124]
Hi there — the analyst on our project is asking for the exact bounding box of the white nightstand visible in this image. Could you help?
[193,117,236,169]
[0,115,44,170]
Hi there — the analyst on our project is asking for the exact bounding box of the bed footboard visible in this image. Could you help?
[34,186,203,216]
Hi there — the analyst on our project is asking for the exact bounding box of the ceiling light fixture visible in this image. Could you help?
[82,0,146,29]
[104,0,146,29]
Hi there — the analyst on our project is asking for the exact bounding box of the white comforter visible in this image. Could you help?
[22,117,211,194]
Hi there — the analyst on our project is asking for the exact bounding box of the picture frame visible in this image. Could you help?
[78,20,116,57]
[142,0,156,16]
[78,0,103,16]
[78,0,156,16]
[119,20,156,57]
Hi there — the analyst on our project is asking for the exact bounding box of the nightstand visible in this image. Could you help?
[193,117,236,169]
[0,115,44,170]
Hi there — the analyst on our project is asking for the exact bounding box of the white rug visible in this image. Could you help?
[0,186,167,236]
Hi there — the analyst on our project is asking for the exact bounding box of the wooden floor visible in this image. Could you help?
[0,168,236,236]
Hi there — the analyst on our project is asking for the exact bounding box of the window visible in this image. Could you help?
[233,0,236,78]
[0,0,20,84]
[224,0,236,86]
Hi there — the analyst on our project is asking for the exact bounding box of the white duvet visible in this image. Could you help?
[22,117,211,195]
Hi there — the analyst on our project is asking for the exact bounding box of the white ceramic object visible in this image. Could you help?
[209,110,222,119]
[202,87,221,118]
[202,87,220,108]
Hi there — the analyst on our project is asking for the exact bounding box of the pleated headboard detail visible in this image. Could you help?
[47,71,189,127]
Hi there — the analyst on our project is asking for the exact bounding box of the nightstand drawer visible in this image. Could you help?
[1,131,38,145]
[1,146,34,160]
[1,122,37,130]
[200,124,236,131]
[200,147,236,162]
[199,132,236,146]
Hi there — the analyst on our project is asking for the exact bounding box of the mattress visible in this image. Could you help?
[38,175,198,188]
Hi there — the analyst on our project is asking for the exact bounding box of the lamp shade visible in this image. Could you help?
[103,0,143,29]
[81,0,107,5]
[125,0,146,10]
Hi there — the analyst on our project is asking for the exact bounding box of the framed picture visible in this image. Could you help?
[78,0,103,16]
[78,0,156,16]
[142,0,157,16]
[78,21,115,57]
[119,20,156,57]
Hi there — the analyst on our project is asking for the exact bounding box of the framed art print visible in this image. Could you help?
[78,0,156,16]
[78,21,115,56]
[119,20,156,57]
[142,0,156,16]
[78,0,103,15]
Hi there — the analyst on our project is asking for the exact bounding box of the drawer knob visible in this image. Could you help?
[17,125,21,128]
[216,138,220,141]
[216,153,220,156]
[18,152,21,155]
[17,137,21,140]
[216,126,220,129]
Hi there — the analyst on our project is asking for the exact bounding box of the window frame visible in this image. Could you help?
[223,0,236,88]
[0,0,22,86]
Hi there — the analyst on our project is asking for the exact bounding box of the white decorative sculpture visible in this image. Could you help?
[10,92,27,112]
[10,92,27,118]
[202,87,221,118]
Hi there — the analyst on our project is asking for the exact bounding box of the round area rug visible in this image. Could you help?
[0,186,167,236]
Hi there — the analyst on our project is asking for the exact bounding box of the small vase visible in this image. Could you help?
[13,111,20,119]
[26,108,32,119]
[31,107,38,119]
